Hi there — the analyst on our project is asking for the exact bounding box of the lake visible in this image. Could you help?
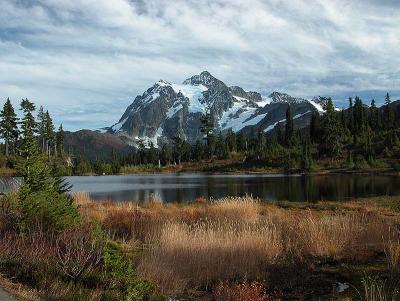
[53,173,400,202]
[1,173,398,202]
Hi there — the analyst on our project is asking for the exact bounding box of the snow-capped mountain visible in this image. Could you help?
[108,71,325,147]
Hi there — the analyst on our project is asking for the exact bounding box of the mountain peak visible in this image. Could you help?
[269,91,307,104]
[182,70,219,87]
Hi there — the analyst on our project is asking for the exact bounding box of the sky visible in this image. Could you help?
[1,0,400,131]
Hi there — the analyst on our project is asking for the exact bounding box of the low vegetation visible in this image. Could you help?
[68,193,400,300]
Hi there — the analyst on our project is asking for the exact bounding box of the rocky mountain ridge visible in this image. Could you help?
[107,71,326,147]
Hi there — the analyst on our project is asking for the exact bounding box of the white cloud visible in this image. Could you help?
[0,0,399,130]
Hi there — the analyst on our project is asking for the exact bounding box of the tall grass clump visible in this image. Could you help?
[207,196,261,222]
[361,276,400,301]
[139,219,282,295]
[385,232,400,272]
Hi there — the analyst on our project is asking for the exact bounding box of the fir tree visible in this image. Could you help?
[276,122,284,145]
[37,106,46,152]
[173,136,184,165]
[369,99,378,130]
[321,99,342,157]
[200,111,214,158]
[0,98,19,156]
[384,93,395,130]
[160,143,171,166]
[44,110,55,157]
[237,132,247,153]
[56,124,65,156]
[285,105,294,145]
[348,97,354,133]
[257,130,266,155]
[191,140,204,161]
[310,111,321,143]
[226,129,237,153]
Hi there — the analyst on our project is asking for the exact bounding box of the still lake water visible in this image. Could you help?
[57,173,400,202]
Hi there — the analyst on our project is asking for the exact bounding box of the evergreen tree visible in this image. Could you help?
[276,122,284,145]
[226,129,237,153]
[310,111,321,143]
[200,112,214,158]
[285,105,294,145]
[216,132,229,159]
[160,143,171,166]
[191,140,204,161]
[56,124,65,156]
[321,99,342,157]
[237,132,247,153]
[148,142,158,165]
[348,97,354,134]
[37,106,46,152]
[173,136,184,165]
[301,134,313,170]
[17,99,79,232]
[0,98,19,156]
[369,99,378,130]
[384,93,395,130]
[44,110,55,157]
[257,130,266,155]
[110,148,121,174]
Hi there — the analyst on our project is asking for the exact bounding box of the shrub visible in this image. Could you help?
[103,242,163,301]
[19,190,80,233]
[56,226,103,280]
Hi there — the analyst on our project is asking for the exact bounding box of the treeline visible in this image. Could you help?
[119,93,400,171]
[0,98,67,172]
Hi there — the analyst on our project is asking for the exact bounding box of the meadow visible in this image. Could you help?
[73,193,400,300]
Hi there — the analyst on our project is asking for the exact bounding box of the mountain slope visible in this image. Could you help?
[64,130,132,161]
[108,71,325,146]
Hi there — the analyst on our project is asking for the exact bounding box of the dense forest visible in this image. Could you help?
[0,94,399,176]
[119,94,400,172]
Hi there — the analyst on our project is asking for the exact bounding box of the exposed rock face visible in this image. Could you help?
[107,71,326,147]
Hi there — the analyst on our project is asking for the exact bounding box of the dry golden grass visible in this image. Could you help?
[385,233,400,271]
[207,196,261,222]
[73,193,400,298]
[139,219,282,294]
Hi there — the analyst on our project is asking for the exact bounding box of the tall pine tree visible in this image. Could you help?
[285,105,294,145]
[0,98,19,156]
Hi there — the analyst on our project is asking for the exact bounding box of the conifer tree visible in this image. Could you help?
[237,132,247,153]
[384,93,395,130]
[160,143,171,165]
[257,130,266,155]
[285,105,294,145]
[369,99,378,130]
[226,129,237,153]
[200,112,214,157]
[310,111,321,143]
[0,98,19,156]
[56,124,65,156]
[276,122,284,145]
[110,148,121,174]
[321,99,342,157]
[37,106,46,152]
[44,110,55,157]
[173,136,184,165]
[348,97,354,134]
[192,140,204,161]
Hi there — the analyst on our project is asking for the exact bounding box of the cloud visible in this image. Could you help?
[0,0,399,130]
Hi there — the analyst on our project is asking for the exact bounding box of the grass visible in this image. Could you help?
[68,194,400,299]
[2,192,400,300]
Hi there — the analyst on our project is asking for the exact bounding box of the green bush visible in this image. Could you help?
[19,190,80,233]
[103,241,164,301]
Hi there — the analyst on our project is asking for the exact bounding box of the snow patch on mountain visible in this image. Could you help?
[308,99,324,113]
[171,83,208,114]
